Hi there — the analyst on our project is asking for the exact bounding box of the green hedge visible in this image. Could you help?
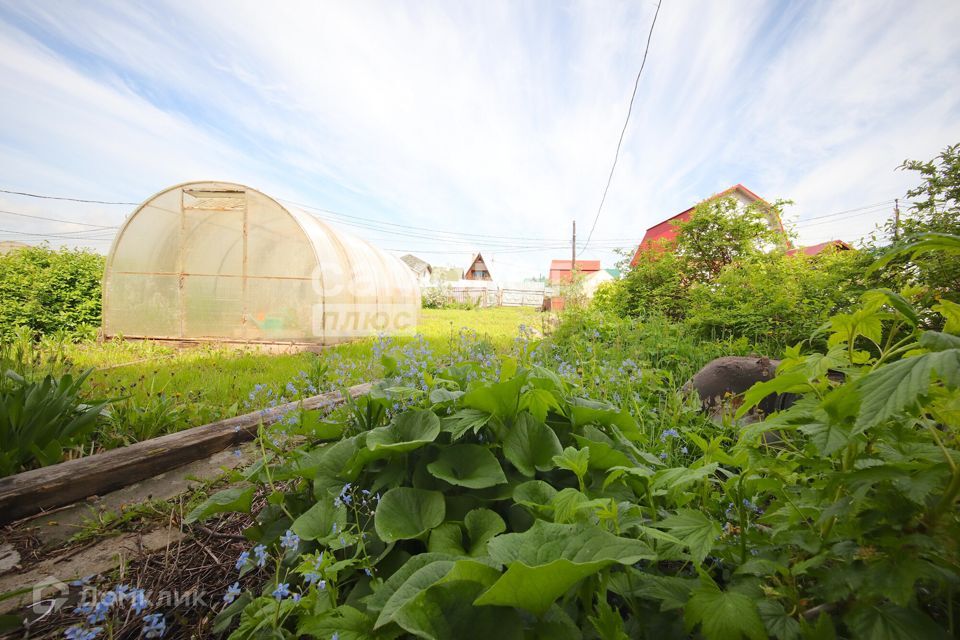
[0,245,104,339]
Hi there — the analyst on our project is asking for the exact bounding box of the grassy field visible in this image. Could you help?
[55,307,542,442]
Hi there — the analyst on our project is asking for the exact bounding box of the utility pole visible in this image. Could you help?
[571,220,576,277]
[893,198,901,241]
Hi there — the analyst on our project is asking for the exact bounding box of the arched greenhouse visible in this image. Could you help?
[103,181,420,345]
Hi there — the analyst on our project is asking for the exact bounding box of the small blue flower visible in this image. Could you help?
[304,572,321,585]
[291,592,301,603]
[680,446,689,454]
[232,448,242,458]
[659,452,668,460]
[253,544,268,568]
[272,583,291,601]
[87,602,109,624]
[223,582,241,604]
[280,530,300,552]
[130,589,149,614]
[64,626,101,640]
[318,579,327,590]
[142,613,166,638]
[660,429,679,441]
[235,551,250,571]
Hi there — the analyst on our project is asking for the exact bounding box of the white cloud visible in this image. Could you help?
[0,0,957,277]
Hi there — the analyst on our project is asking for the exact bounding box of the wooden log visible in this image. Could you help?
[0,382,372,525]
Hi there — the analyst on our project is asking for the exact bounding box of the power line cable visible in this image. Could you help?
[284,199,573,243]
[0,188,138,206]
[791,200,895,225]
[792,204,893,229]
[580,0,661,256]
[0,208,118,229]
[0,228,114,240]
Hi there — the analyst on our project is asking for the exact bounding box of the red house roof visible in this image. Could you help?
[630,184,788,266]
[786,240,853,256]
[549,259,601,284]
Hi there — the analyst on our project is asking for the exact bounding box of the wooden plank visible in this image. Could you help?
[0,382,372,525]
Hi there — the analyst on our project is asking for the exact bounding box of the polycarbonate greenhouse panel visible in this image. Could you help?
[103,182,421,344]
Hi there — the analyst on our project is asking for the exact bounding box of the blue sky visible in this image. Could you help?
[0,0,958,280]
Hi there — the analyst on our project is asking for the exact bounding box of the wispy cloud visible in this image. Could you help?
[0,0,957,277]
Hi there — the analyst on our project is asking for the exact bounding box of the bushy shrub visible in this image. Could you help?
[0,244,105,339]
[685,249,876,345]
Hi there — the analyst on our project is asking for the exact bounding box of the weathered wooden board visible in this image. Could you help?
[0,382,372,525]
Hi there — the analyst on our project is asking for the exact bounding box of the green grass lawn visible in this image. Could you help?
[63,307,542,440]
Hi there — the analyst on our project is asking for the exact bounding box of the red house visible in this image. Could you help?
[630,184,788,266]
[549,259,601,284]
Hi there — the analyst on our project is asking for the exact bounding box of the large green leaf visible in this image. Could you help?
[367,409,441,453]
[736,372,812,419]
[933,299,960,334]
[291,498,346,541]
[442,408,491,440]
[475,521,656,614]
[462,374,526,420]
[572,433,633,471]
[844,603,948,640]
[464,508,506,556]
[427,523,465,555]
[856,347,960,430]
[799,420,852,456]
[520,387,562,422]
[427,444,507,488]
[650,463,718,494]
[569,400,643,440]
[656,509,720,565]
[184,486,254,523]
[393,580,523,640]
[366,553,455,614]
[862,288,919,327]
[374,488,446,543]
[684,576,766,640]
[868,232,960,273]
[374,559,456,629]
[298,605,378,640]
[502,412,562,476]
[513,480,558,505]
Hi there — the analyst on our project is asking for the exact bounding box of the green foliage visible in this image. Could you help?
[673,196,788,282]
[0,244,104,339]
[686,249,876,345]
[184,486,256,524]
[0,368,108,476]
[868,144,960,305]
[212,244,960,640]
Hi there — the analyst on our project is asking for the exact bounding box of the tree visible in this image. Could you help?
[673,196,789,283]
[875,143,960,302]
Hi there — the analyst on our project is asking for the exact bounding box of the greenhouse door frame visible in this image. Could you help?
[178,188,249,340]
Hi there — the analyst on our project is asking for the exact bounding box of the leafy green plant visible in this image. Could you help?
[0,368,109,476]
[0,244,104,339]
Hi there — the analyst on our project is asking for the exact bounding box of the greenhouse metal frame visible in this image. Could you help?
[102,181,420,346]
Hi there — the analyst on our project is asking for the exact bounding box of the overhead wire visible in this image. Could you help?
[0,188,137,206]
[579,0,661,256]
